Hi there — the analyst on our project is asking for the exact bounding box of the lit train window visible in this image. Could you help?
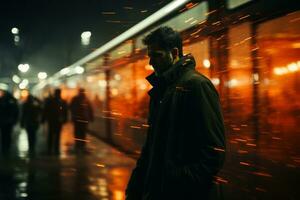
[135,1,208,51]
[228,23,252,70]
[131,59,152,119]
[109,63,135,118]
[256,11,300,160]
[109,59,151,120]
[85,72,106,116]
[161,1,208,32]
[183,39,210,77]
[227,22,253,124]
[227,0,252,9]
[110,40,133,61]
[85,56,104,71]
[66,77,79,89]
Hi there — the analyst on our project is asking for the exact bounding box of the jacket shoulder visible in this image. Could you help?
[180,69,219,98]
[180,69,212,87]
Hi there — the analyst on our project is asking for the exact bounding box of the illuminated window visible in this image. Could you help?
[85,72,106,115]
[183,39,210,77]
[135,2,208,50]
[162,1,208,32]
[227,22,253,122]
[227,0,251,9]
[85,56,104,70]
[256,11,300,161]
[110,40,133,60]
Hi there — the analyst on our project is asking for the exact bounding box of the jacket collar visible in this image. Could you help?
[146,54,196,88]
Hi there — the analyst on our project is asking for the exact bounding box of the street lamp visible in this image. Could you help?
[37,72,47,80]
[11,27,20,45]
[19,79,29,89]
[12,75,21,84]
[81,31,91,46]
[75,66,84,74]
[18,64,30,73]
[11,27,19,35]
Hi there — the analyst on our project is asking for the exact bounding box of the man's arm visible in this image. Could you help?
[126,127,151,200]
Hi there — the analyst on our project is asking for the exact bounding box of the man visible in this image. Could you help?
[21,94,43,157]
[43,89,68,155]
[0,90,19,157]
[70,88,94,153]
[126,27,226,200]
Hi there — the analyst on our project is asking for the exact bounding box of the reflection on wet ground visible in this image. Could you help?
[0,123,135,200]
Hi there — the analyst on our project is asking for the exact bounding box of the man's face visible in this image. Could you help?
[147,44,173,76]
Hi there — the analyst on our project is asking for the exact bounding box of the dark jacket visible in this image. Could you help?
[126,55,226,200]
[43,96,68,125]
[0,91,19,127]
[70,94,94,124]
[21,95,43,129]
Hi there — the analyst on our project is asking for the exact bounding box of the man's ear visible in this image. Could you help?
[171,48,179,59]
[171,48,179,63]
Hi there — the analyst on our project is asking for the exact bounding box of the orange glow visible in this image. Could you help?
[113,190,124,200]
[227,79,239,87]
[96,164,106,168]
[186,2,197,9]
[252,171,273,178]
[130,126,141,129]
[240,162,251,166]
[214,176,229,184]
[211,78,220,86]
[145,64,154,71]
[273,60,300,75]
[213,147,226,152]
[203,59,211,68]
[246,143,256,147]
[20,90,29,102]
[111,88,119,96]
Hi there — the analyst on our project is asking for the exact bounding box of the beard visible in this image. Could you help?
[153,55,174,76]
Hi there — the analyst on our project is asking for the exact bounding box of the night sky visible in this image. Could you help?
[0,0,171,79]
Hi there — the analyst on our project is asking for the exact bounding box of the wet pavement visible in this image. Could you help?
[0,123,136,200]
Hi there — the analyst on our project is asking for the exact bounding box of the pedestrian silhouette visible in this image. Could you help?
[21,94,43,157]
[70,88,94,153]
[93,94,103,114]
[42,89,67,155]
[0,89,19,157]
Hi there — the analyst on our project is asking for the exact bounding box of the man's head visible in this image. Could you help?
[143,26,183,75]
[26,94,34,101]
[0,89,4,98]
[54,88,61,99]
[78,88,86,98]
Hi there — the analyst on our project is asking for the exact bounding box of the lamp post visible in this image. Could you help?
[11,27,20,46]
[81,31,92,46]
[18,63,30,73]
[16,63,30,90]
[37,72,47,80]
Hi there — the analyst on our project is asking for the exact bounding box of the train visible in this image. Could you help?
[32,0,300,199]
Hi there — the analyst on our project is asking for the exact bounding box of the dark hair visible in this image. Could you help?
[54,88,61,98]
[143,26,183,57]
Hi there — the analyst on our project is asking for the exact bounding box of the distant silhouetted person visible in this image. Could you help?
[21,94,43,157]
[93,94,103,113]
[70,88,94,153]
[126,27,226,200]
[0,89,19,157]
[43,89,67,155]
